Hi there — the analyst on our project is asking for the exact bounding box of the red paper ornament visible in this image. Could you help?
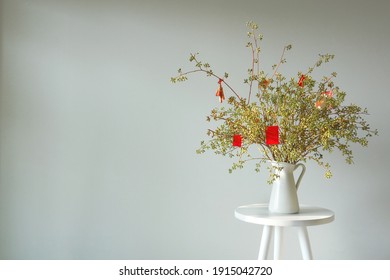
[215,79,225,103]
[259,78,270,89]
[298,75,305,87]
[323,90,332,97]
[315,90,333,109]
[232,134,242,147]
[265,126,279,145]
[315,99,324,109]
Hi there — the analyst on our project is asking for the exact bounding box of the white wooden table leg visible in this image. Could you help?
[297,226,313,260]
[258,225,273,260]
[273,226,283,260]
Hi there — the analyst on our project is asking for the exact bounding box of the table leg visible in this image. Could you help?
[258,225,273,260]
[273,226,283,260]
[297,226,313,260]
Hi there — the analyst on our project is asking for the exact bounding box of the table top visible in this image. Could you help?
[235,204,335,227]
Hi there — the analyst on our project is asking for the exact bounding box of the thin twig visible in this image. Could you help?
[271,46,288,79]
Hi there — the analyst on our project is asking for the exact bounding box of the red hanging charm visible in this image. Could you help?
[323,90,332,97]
[215,78,225,103]
[315,99,324,109]
[265,126,279,145]
[315,90,333,109]
[232,134,242,147]
[298,75,305,87]
[259,78,270,89]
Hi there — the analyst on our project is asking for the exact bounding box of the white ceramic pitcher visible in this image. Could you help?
[268,161,306,214]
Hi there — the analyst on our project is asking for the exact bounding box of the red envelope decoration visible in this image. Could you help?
[232,134,242,147]
[265,126,279,145]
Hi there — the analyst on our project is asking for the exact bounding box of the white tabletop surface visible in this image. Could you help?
[235,203,335,227]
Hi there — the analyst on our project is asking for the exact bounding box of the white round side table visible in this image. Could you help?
[235,203,335,260]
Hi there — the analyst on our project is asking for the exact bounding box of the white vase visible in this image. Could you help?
[268,161,306,214]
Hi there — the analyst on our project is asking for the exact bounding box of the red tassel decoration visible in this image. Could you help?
[215,79,225,103]
[298,75,305,87]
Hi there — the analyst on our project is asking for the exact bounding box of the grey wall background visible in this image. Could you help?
[0,0,389,259]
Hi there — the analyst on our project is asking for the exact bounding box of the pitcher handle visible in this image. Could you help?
[294,163,306,190]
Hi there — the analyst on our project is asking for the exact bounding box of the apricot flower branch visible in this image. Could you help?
[171,21,378,181]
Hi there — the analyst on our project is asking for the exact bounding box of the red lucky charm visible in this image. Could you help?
[259,78,270,89]
[232,134,242,147]
[215,79,225,103]
[315,99,324,109]
[298,74,305,87]
[315,90,333,109]
[265,126,279,145]
[323,90,332,97]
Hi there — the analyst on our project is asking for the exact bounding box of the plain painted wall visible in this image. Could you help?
[0,0,389,259]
